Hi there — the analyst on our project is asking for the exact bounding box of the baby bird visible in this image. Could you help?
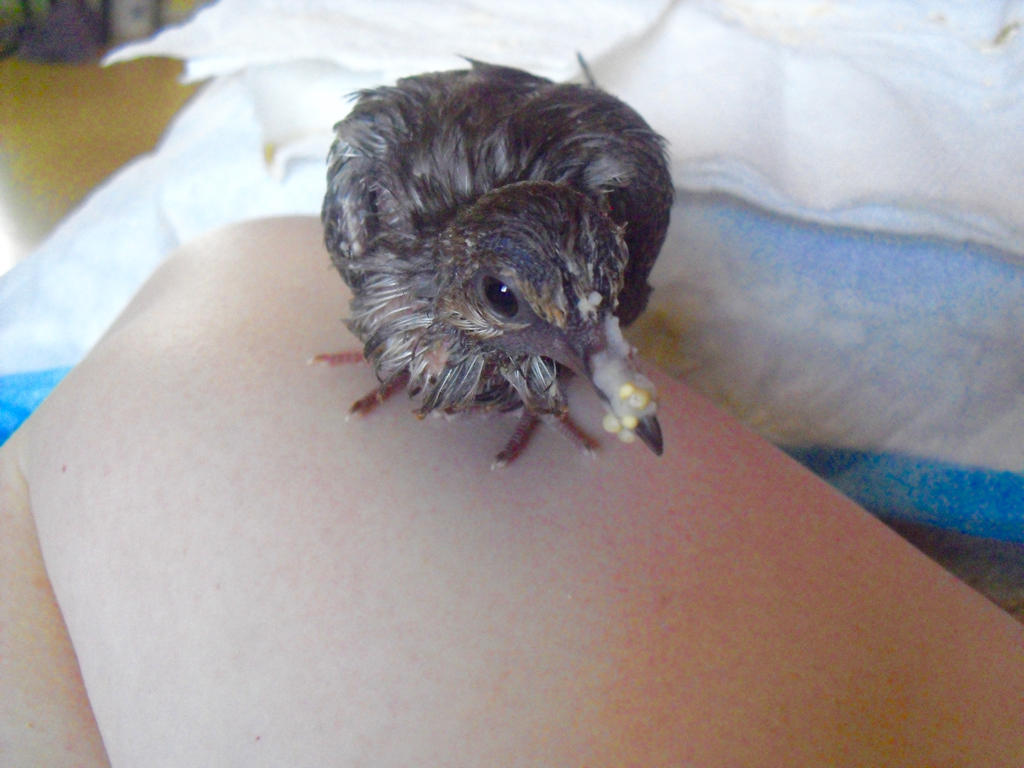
[321,61,673,463]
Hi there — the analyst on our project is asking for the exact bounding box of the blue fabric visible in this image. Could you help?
[786,447,1024,542]
[0,367,71,445]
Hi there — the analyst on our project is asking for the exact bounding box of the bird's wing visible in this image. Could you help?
[501,84,674,325]
[321,101,395,286]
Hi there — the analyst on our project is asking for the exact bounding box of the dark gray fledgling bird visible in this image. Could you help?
[321,60,673,464]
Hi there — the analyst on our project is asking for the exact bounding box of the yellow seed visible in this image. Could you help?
[621,414,638,430]
[617,429,637,443]
[627,388,650,410]
[602,413,622,433]
[618,382,636,401]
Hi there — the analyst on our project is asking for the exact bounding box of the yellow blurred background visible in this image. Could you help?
[0,0,207,276]
[0,56,199,275]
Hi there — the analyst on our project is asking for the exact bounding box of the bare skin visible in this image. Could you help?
[2,217,1022,767]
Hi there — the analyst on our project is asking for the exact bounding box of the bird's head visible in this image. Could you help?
[436,181,662,455]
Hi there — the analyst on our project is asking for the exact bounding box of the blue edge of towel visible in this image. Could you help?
[3,366,1022,542]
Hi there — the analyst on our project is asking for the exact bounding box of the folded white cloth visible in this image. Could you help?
[105,0,1024,255]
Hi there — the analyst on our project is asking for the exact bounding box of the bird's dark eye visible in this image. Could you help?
[482,275,519,319]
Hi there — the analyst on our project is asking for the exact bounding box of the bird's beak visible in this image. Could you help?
[628,411,664,456]
[555,314,663,456]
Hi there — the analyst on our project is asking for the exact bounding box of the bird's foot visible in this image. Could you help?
[348,370,410,417]
[551,411,599,456]
[491,410,597,469]
[310,351,409,417]
[309,351,366,366]
[492,411,540,469]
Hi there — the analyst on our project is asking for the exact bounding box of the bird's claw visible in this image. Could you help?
[491,410,597,468]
